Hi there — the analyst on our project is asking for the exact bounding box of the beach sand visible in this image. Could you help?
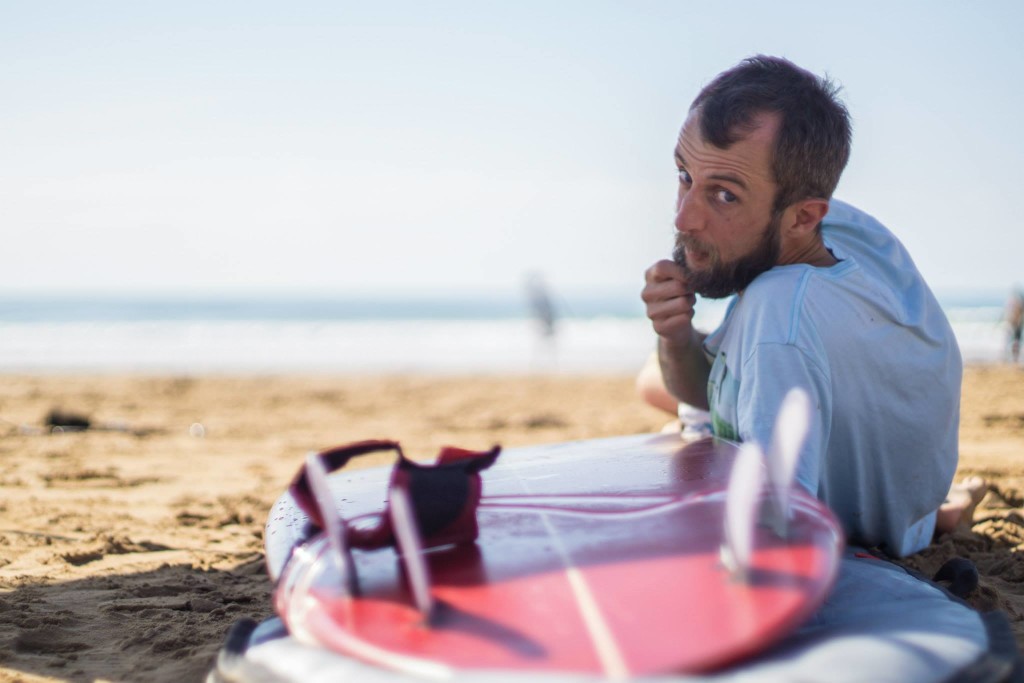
[0,368,1021,682]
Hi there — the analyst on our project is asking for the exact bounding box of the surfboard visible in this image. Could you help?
[265,433,843,679]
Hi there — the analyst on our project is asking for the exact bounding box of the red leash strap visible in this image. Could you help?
[289,440,404,531]
[289,440,501,550]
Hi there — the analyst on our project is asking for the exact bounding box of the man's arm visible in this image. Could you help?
[657,334,711,410]
[642,260,712,410]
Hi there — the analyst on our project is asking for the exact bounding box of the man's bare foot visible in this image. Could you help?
[936,476,988,533]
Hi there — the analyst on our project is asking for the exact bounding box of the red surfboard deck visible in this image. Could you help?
[267,434,842,679]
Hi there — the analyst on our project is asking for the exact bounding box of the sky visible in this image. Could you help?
[2,1,1022,298]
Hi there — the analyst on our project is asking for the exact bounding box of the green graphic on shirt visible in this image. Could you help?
[707,351,740,442]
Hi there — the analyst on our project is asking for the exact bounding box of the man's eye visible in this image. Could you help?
[716,189,737,203]
[678,170,692,185]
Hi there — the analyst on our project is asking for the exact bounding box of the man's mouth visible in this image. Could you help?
[683,241,712,267]
[673,233,716,273]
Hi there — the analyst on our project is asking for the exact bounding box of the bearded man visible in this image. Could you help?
[642,56,961,557]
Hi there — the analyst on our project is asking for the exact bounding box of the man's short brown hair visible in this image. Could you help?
[691,55,852,213]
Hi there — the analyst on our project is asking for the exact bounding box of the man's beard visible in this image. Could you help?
[672,213,782,299]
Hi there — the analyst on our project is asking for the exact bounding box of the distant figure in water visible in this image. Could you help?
[525,272,558,368]
[1005,288,1024,363]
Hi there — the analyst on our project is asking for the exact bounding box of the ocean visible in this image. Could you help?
[0,290,1011,374]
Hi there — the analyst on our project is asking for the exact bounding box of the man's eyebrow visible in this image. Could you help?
[675,146,750,191]
[709,173,749,191]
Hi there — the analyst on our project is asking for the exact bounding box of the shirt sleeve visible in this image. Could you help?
[735,342,832,496]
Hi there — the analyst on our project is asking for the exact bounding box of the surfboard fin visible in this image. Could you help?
[721,442,765,581]
[304,451,359,596]
[765,388,812,539]
[389,482,436,621]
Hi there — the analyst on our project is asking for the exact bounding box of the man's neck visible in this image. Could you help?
[778,234,838,268]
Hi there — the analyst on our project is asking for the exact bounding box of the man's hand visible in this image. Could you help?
[641,259,711,410]
[642,260,698,348]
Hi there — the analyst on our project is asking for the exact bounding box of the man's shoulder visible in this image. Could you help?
[821,199,901,257]
[820,199,935,308]
[822,198,877,226]
[737,266,825,337]
[749,250,860,300]
[746,263,816,299]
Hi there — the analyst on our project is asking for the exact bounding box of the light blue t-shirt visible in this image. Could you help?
[703,200,961,556]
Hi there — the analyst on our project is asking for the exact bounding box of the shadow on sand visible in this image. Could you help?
[0,555,273,683]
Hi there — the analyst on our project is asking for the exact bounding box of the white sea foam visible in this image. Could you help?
[0,318,657,374]
[0,297,1010,373]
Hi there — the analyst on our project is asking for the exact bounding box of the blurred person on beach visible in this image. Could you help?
[525,271,559,370]
[1004,287,1024,363]
[640,55,982,556]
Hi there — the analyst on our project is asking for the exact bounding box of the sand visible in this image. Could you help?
[0,368,1021,682]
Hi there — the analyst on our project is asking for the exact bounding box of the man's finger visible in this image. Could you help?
[646,297,695,322]
[645,259,688,284]
[651,312,695,339]
[641,278,686,304]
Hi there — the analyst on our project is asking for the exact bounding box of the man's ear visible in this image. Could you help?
[784,199,830,237]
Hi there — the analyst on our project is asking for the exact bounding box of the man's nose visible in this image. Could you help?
[674,192,704,234]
